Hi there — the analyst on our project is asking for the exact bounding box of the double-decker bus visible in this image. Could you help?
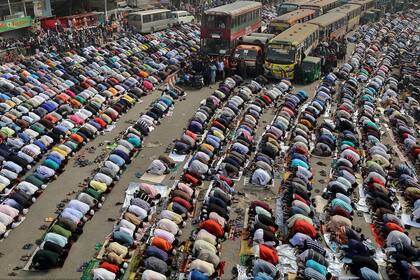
[201,1,262,56]
[264,23,319,79]
[307,11,348,40]
[277,0,311,15]
[300,0,342,15]
[328,4,362,31]
[268,9,316,34]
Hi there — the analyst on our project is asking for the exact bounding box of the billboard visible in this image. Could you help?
[0,16,33,33]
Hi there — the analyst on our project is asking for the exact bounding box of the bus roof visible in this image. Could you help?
[303,56,321,64]
[307,11,347,27]
[129,9,170,15]
[280,0,311,4]
[272,9,315,22]
[171,10,189,14]
[270,23,318,46]
[328,4,361,14]
[204,1,262,16]
[301,0,339,8]
[348,0,374,5]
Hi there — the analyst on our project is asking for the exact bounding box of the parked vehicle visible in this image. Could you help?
[230,33,274,76]
[201,1,262,56]
[128,9,173,33]
[264,23,319,80]
[300,0,342,15]
[295,56,321,84]
[268,9,316,34]
[171,11,195,24]
[277,0,311,15]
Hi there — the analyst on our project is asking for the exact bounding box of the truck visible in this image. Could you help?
[230,33,275,76]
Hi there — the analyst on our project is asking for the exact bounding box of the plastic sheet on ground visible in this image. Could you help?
[325,248,343,277]
[123,182,169,208]
[237,265,250,280]
[401,213,420,228]
[276,244,298,274]
[168,151,187,162]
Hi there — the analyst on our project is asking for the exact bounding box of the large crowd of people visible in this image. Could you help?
[0,2,418,279]
[0,24,127,63]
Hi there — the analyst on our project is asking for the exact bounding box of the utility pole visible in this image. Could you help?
[22,0,27,16]
[105,0,108,22]
[7,0,12,15]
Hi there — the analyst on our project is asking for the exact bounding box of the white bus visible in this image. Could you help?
[128,9,173,33]
[171,11,195,24]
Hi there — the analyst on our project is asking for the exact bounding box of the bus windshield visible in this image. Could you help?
[203,38,230,54]
[268,22,290,34]
[266,45,295,64]
[204,15,228,28]
[277,4,298,15]
[233,49,258,60]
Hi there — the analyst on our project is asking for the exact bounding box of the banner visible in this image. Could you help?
[0,17,32,33]
[34,0,52,18]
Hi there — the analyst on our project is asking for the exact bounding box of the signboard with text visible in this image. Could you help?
[0,17,33,33]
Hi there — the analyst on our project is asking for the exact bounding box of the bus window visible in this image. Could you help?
[266,45,295,64]
[143,14,151,23]
[233,48,258,60]
[153,13,162,21]
[203,38,230,54]
[206,15,227,28]
[278,4,298,15]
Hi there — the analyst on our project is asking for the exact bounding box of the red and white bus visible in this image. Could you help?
[200,1,262,56]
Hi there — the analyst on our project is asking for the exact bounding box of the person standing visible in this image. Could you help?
[217,58,224,80]
[223,56,230,78]
[239,58,247,78]
[203,62,211,86]
[209,60,217,84]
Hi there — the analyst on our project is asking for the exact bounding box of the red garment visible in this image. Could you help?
[294,146,308,155]
[385,222,405,233]
[293,194,308,205]
[219,175,233,186]
[212,120,226,131]
[100,261,119,273]
[409,264,420,279]
[183,173,201,186]
[369,177,385,186]
[262,95,272,104]
[251,200,271,212]
[95,117,107,128]
[259,244,279,264]
[345,146,360,155]
[151,236,172,252]
[200,219,224,238]
[338,105,352,113]
[344,154,358,165]
[292,220,317,238]
[185,130,197,140]
[332,206,351,219]
[172,196,192,210]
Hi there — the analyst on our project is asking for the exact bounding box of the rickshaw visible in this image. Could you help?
[296,56,321,84]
